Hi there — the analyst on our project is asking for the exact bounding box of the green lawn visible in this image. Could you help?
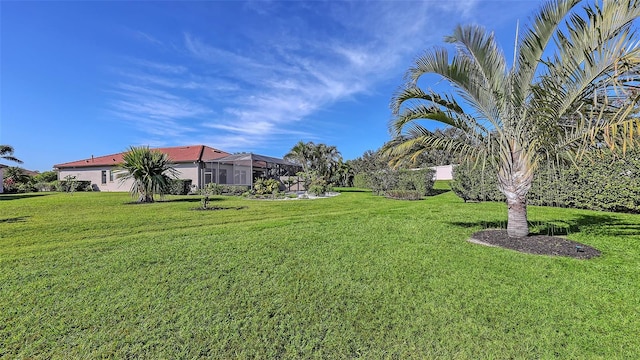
[1,184,639,358]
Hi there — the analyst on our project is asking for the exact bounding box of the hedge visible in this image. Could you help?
[366,168,435,199]
[451,149,640,213]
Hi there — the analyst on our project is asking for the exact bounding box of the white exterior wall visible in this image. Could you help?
[58,162,204,192]
[173,163,202,189]
[58,167,129,192]
[431,165,454,180]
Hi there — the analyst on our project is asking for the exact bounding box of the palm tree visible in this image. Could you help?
[386,0,640,237]
[116,146,178,203]
[0,145,23,164]
[284,141,314,173]
[312,143,342,181]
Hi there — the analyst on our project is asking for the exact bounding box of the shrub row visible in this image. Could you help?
[202,183,249,196]
[451,149,640,213]
[365,168,435,199]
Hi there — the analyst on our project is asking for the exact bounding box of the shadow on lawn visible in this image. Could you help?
[337,188,370,193]
[0,193,52,201]
[428,188,451,196]
[0,216,30,223]
[450,213,640,237]
[123,197,228,205]
[162,197,228,203]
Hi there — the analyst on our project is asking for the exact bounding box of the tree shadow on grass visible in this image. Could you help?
[427,188,451,196]
[0,216,30,223]
[0,193,52,201]
[162,197,228,203]
[123,197,228,205]
[337,188,370,193]
[449,213,639,237]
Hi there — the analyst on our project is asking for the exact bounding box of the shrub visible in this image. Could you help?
[167,179,192,195]
[33,181,57,192]
[308,177,332,196]
[397,168,435,196]
[352,173,369,189]
[221,185,249,195]
[56,179,92,192]
[450,163,504,202]
[385,189,423,200]
[451,150,640,213]
[368,169,399,196]
[253,178,281,195]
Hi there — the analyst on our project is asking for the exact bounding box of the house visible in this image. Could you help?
[53,145,301,192]
[54,145,230,192]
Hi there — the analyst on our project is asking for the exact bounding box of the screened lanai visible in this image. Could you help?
[203,153,302,187]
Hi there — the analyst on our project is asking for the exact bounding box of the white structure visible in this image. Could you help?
[431,165,454,180]
[54,145,230,192]
[54,145,300,192]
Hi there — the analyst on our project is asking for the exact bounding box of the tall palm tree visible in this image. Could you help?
[0,145,23,164]
[284,141,314,173]
[312,143,342,181]
[386,0,640,237]
[116,146,178,203]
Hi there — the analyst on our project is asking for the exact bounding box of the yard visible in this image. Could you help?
[1,184,639,358]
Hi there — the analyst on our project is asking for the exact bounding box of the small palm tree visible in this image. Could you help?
[117,146,178,203]
[386,0,640,237]
[1,145,23,164]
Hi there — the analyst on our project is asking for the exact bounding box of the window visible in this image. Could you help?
[109,170,114,182]
[219,169,227,184]
[101,170,107,184]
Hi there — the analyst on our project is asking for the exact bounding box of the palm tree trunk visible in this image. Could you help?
[505,193,529,238]
[498,157,533,238]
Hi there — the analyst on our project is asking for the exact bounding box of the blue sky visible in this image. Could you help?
[1,0,542,172]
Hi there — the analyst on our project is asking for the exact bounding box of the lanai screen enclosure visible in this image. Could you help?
[204,153,301,187]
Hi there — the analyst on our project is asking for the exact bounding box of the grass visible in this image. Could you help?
[1,183,639,358]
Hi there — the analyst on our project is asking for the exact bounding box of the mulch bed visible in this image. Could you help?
[469,229,601,259]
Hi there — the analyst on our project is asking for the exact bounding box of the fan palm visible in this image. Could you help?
[386,0,640,237]
[1,145,23,164]
[117,146,178,203]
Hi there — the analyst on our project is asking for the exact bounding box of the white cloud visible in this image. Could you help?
[107,1,487,151]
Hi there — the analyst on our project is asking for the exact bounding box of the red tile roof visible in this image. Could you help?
[54,145,230,169]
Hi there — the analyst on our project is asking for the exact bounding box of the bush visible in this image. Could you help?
[385,189,423,200]
[167,179,192,195]
[203,183,249,196]
[352,173,369,188]
[450,163,504,202]
[253,178,280,195]
[397,169,435,196]
[33,181,57,192]
[222,185,249,195]
[308,177,332,196]
[56,179,92,192]
[366,168,435,198]
[368,169,399,196]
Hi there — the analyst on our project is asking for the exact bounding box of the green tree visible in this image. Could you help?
[116,146,178,203]
[4,166,30,184]
[284,141,314,173]
[386,0,640,237]
[33,171,58,183]
[0,145,23,164]
[285,141,342,186]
